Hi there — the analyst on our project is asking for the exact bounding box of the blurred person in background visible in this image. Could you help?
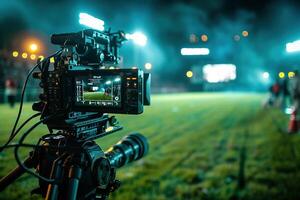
[5,78,17,108]
[289,70,300,117]
[281,78,291,109]
[266,80,281,107]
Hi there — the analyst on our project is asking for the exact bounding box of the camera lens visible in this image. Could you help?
[105,133,148,168]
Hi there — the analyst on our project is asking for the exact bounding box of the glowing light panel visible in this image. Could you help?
[286,40,300,53]
[203,64,236,83]
[180,48,210,56]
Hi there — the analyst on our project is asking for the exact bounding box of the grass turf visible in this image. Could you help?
[0,92,299,200]
[83,92,112,101]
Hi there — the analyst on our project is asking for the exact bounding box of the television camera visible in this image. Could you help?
[0,29,151,200]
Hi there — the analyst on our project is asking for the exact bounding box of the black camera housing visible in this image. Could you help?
[32,29,151,132]
[46,67,150,114]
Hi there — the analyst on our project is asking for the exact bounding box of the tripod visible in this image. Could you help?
[0,131,148,200]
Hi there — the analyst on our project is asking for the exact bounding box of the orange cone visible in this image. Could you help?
[288,109,298,134]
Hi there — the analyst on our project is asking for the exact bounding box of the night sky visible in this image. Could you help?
[1,0,300,89]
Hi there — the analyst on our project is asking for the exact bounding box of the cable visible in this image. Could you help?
[14,115,57,184]
[0,113,41,152]
[7,50,62,146]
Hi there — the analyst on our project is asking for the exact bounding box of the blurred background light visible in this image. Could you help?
[189,34,198,43]
[22,52,28,59]
[126,32,147,46]
[29,43,38,52]
[30,54,36,60]
[79,12,105,31]
[201,34,208,42]
[181,48,210,56]
[262,71,270,79]
[12,51,18,58]
[242,30,249,37]
[38,55,44,61]
[50,57,55,63]
[145,62,152,70]
[105,80,112,85]
[288,71,295,78]
[203,64,236,83]
[286,40,300,53]
[186,70,193,78]
[234,35,240,41]
[278,72,285,78]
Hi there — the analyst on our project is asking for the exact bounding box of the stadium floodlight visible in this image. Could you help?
[79,12,105,31]
[125,32,147,46]
[286,40,300,53]
[180,48,210,56]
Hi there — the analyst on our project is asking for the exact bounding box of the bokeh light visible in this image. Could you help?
[126,32,147,46]
[38,55,44,61]
[30,54,36,60]
[12,51,19,57]
[29,43,38,52]
[50,57,55,63]
[201,34,208,42]
[262,72,270,79]
[145,63,152,70]
[288,71,295,78]
[22,52,28,59]
[242,30,249,37]
[234,35,241,41]
[186,70,193,78]
[189,34,198,43]
[278,72,285,78]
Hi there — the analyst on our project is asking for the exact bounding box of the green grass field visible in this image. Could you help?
[0,93,300,200]
[83,91,112,101]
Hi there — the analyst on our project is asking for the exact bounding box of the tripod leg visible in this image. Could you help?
[0,156,35,191]
[67,164,83,200]
[45,154,66,200]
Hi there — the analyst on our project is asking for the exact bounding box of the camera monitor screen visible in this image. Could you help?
[75,75,121,107]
